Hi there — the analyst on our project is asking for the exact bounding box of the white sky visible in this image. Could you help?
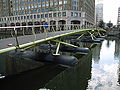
[96,0,120,25]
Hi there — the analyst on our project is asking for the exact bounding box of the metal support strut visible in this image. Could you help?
[54,42,61,55]
[88,31,96,40]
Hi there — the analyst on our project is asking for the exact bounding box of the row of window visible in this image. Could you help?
[12,6,68,15]
[72,1,79,5]
[0,12,67,22]
[71,12,81,17]
[0,11,82,22]
[13,0,67,7]
[13,4,68,12]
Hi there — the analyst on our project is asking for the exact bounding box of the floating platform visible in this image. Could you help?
[70,38,101,43]
[39,44,89,54]
[9,50,78,67]
[60,45,89,54]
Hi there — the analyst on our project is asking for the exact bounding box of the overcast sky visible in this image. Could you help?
[96,0,120,25]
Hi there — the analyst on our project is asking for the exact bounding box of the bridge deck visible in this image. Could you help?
[0,29,88,52]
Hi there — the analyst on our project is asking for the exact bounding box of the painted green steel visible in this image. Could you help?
[0,28,106,54]
[52,40,78,48]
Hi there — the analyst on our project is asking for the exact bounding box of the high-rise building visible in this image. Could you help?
[0,0,11,17]
[96,3,103,23]
[117,7,120,26]
[0,0,95,27]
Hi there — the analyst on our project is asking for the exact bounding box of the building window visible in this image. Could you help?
[54,0,58,5]
[64,1,67,4]
[59,1,62,5]
[50,1,53,6]
[53,13,57,17]
[46,2,49,7]
[54,7,58,11]
[71,12,73,16]
[15,17,17,20]
[38,4,41,8]
[75,12,78,17]
[49,7,53,11]
[63,12,66,16]
[18,17,20,20]
[21,16,23,20]
[79,13,81,17]
[41,9,45,12]
[10,17,12,21]
[59,6,62,10]
[41,14,44,18]
[34,15,36,19]
[42,2,45,7]
[13,17,14,20]
[63,6,67,10]
[72,6,77,11]
[45,14,48,17]
[38,9,41,13]
[24,16,26,19]
[30,15,33,19]
[27,16,29,19]
[8,18,10,21]
[58,12,61,17]
[44,8,49,12]
[49,13,52,17]
[37,15,40,18]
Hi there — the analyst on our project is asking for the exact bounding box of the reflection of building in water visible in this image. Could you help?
[118,59,120,84]
[92,44,102,63]
[116,39,120,84]
[45,52,92,90]
[118,63,120,84]
[114,39,120,60]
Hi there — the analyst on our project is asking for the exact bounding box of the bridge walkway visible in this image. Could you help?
[0,25,105,54]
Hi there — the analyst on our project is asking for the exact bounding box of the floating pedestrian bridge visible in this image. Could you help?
[0,24,106,54]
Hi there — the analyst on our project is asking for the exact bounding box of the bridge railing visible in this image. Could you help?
[0,24,94,40]
[0,24,105,54]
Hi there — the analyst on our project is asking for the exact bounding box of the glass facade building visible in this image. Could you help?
[0,0,95,27]
[0,0,11,17]
[96,3,103,23]
[117,7,120,25]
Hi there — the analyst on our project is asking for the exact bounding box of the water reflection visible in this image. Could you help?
[1,37,120,90]
[115,39,120,60]
[92,44,102,63]
[87,40,120,90]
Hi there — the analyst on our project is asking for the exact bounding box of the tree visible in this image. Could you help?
[98,20,105,28]
[106,21,113,28]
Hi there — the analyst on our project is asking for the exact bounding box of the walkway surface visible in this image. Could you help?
[0,30,80,50]
[0,28,96,54]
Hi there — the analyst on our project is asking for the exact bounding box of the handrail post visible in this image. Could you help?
[32,27,36,42]
[14,27,20,49]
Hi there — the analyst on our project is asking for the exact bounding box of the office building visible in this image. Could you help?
[0,0,95,27]
[117,7,120,26]
[0,0,11,17]
[96,3,103,23]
